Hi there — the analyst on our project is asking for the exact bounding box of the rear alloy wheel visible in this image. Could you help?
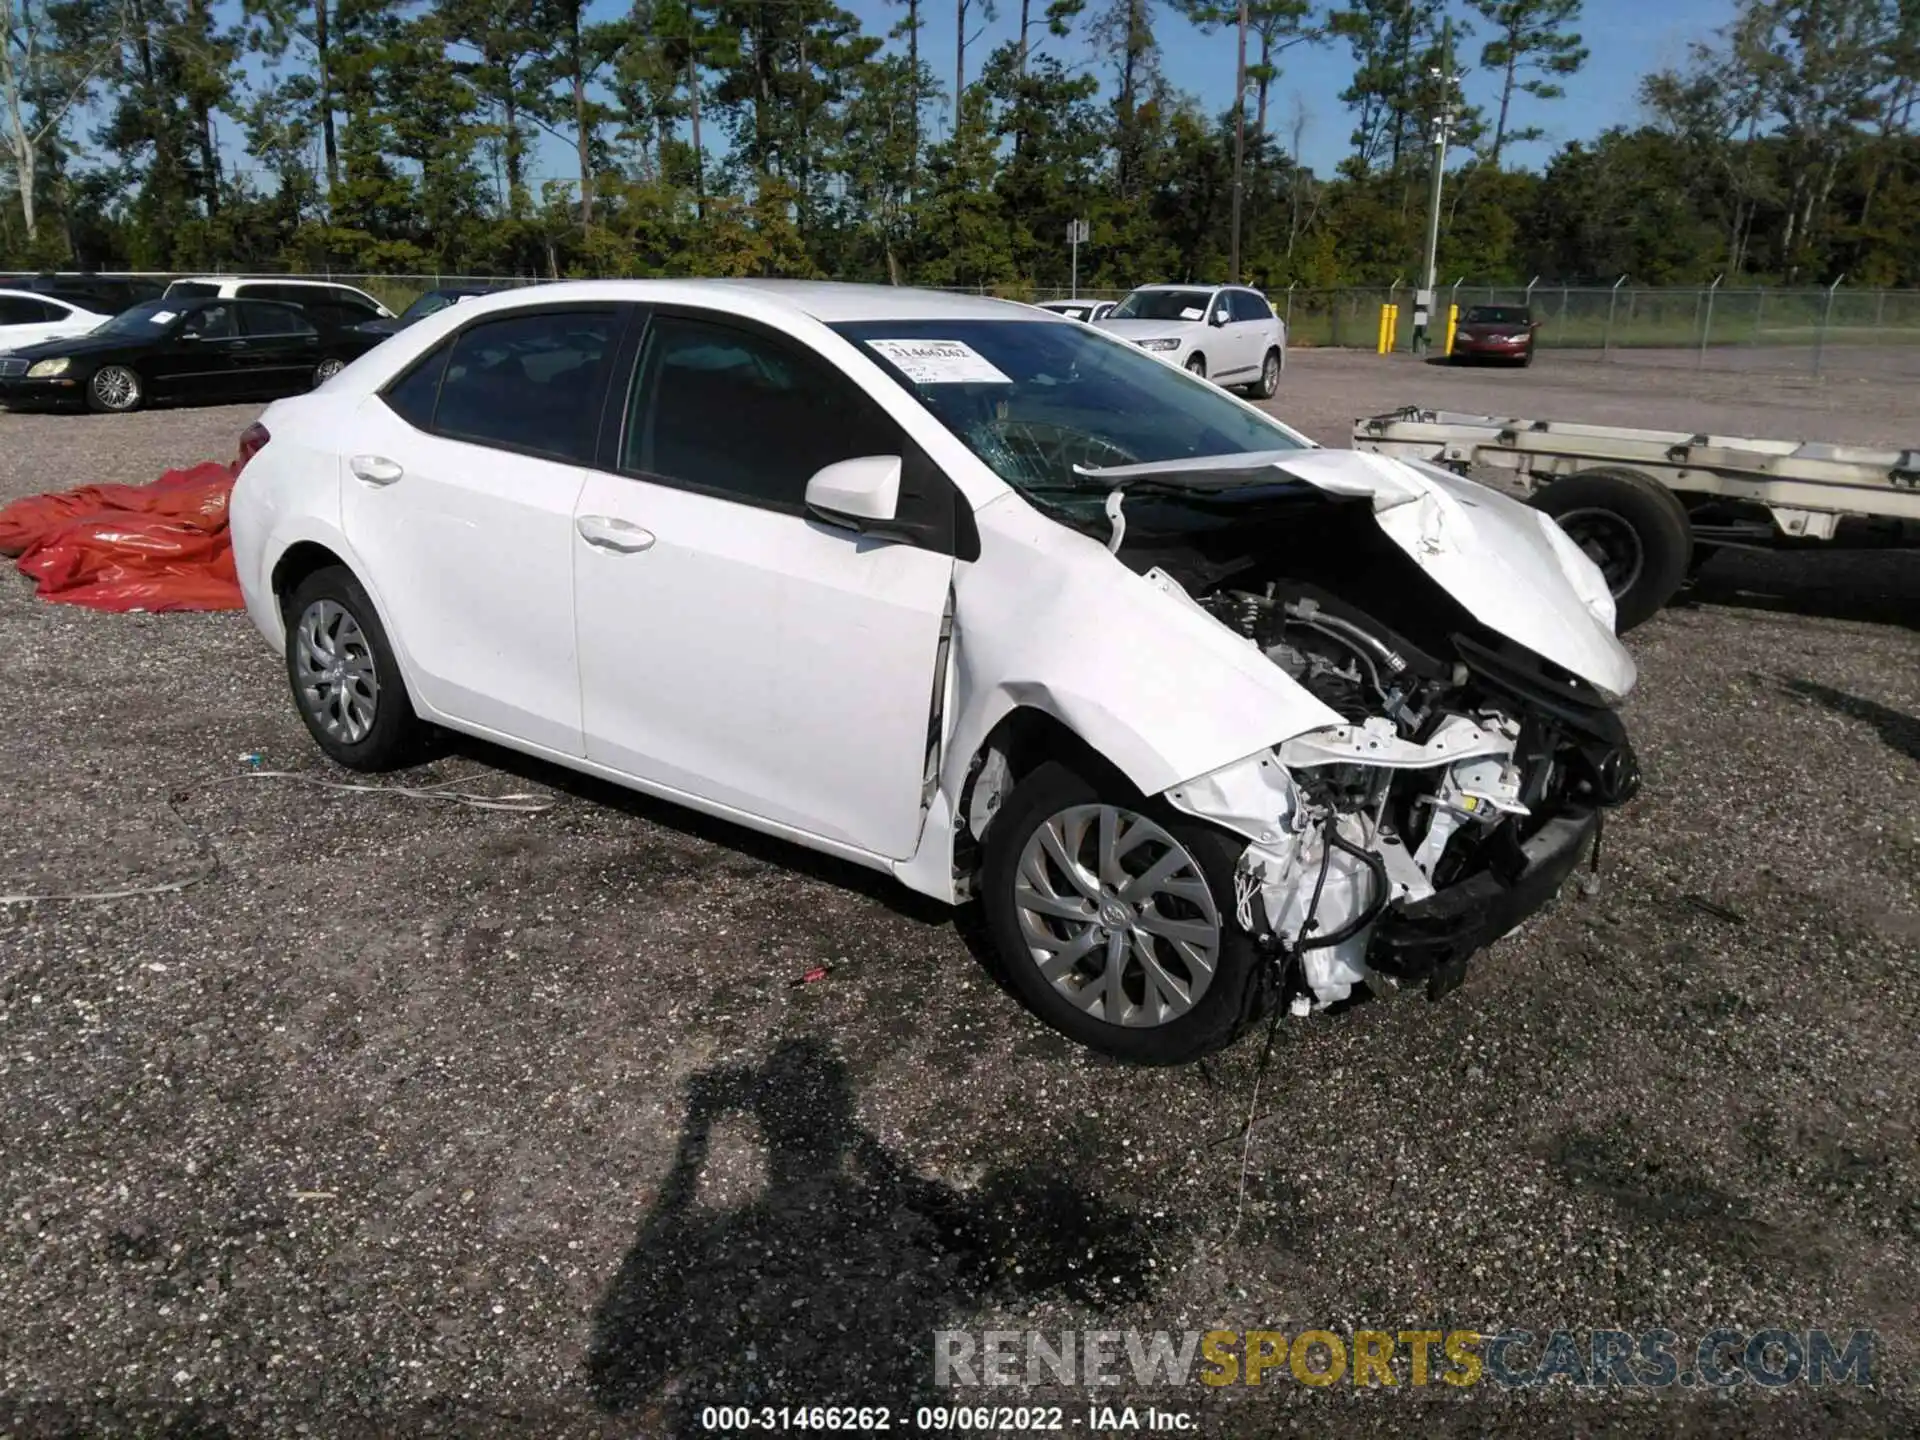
[981,761,1263,1064]
[1248,348,1282,399]
[1185,354,1208,380]
[313,357,346,386]
[87,365,144,414]
[284,565,425,770]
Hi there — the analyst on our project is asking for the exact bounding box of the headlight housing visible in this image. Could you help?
[1538,510,1618,633]
[27,357,71,378]
[1136,337,1182,352]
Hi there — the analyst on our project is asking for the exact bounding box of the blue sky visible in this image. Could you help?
[867,0,1738,175]
[211,0,1736,190]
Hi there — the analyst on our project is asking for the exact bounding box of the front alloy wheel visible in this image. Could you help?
[87,365,143,413]
[980,761,1264,1064]
[314,357,346,385]
[1013,802,1222,1027]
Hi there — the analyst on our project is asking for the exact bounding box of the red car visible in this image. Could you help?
[1451,304,1538,365]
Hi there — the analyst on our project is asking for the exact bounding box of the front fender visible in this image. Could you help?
[945,496,1342,798]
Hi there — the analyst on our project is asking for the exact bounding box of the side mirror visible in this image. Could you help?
[1210,309,1229,327]
[805,455,902,532]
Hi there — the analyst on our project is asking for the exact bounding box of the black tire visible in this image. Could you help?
[283,565,425,771]
[313,356,347,387]
[86,364,144,413]
[979,760,1266,1065]
[1185,354,1207,379]
[1247,347,1282,399]
[1532,467,1693,633]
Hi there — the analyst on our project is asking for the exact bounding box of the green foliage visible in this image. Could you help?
[0,0,1914,289]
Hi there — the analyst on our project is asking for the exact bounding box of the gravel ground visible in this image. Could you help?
[1,353,1916,1438]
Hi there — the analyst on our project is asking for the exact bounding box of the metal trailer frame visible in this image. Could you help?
[1351,408,1920,544]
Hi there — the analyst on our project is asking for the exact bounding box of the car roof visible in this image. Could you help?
[438,279,1060,325]
[0,287,84,306]
[1129,282,1229,291]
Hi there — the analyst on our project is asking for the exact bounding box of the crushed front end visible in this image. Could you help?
[1173,579,1639,1013]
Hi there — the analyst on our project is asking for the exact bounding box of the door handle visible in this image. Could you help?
[576,515,656,553]
[349,454,404,486]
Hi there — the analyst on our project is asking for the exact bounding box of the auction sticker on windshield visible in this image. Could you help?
[865,339,1012,385]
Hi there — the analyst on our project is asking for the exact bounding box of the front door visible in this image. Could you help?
[338,305,624,756]
[156,302,245,401]
[573,309,955,860]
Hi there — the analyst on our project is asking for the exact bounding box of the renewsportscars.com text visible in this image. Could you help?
[933,1327,1877,1390]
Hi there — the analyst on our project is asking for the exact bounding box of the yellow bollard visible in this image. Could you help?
[1388,303,1400,353]
[1445,303,1459,356]
[1376,304,1390,355]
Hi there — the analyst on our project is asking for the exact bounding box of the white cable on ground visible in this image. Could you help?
[213,768,555,813]
[1,767,555,906]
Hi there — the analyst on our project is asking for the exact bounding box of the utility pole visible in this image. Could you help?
[1414,18,1459,354]
[1230,0,1249,283]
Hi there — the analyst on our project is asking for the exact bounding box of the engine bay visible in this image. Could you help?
[1182,574,1637,1012]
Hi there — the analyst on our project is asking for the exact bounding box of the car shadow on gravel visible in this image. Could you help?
[1677,549,1920,630]
[437,733,954,925]
[1775,677,1920,764]
[585,1037,1169,1431]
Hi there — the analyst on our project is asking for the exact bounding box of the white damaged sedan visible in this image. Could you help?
[230,281,1639,1064]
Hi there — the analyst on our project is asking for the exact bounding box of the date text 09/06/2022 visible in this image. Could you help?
[696,1405,1193,1431]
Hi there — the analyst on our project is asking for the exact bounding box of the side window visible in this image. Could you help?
[332,290,382,317]
[178,304,237,339]
[624,314,901,512]
[1230,291,1269,322]
[240,303,316,338]
[382,340,451,429]
[0,296,48,324]
[433,309,618,462]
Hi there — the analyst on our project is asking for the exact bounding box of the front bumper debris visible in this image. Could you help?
[1366,805,1598,997]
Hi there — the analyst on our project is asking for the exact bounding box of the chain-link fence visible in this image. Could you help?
[1032,282,1920,380]
[13,269,1920,380]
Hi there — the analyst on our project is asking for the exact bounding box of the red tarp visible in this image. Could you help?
[0,461,243,612]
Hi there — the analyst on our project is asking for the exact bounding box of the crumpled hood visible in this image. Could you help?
[1095,318,1198,345]
[1264,448,1636,700]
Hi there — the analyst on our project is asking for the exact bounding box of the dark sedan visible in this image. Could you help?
[0,296,382,413]
[1451,304,1538,365]
[350,285,496,341]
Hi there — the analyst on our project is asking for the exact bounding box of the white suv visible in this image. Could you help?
[1097,284,1286,397]
[164,277,393,331]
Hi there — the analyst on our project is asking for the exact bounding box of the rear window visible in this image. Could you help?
[239,302,317,338]
[0,296,59,324]
[410,308,620,462]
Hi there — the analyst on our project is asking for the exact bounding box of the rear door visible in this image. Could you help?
[1225,291,1269,376]
[236,301,323,395]
[338,304,624,756]
[0,294,73,350]
[571,308,957,858]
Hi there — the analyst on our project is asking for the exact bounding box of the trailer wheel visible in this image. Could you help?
[1532,467,1692,633]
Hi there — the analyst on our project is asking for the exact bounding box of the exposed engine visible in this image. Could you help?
[1184,576,1632,1013]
